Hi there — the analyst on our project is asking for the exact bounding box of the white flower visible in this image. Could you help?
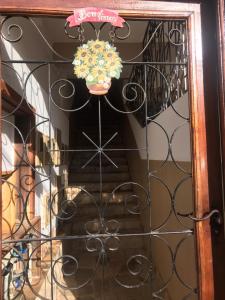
[109,71,116,77]
[99,59,105,66]
[82,44,88,49]
[105,43,111,49]
[87,74,94,82]
[73,59,81,66]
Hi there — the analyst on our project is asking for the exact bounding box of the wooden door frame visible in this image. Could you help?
[0,1,214,299]
[218,1,225,203]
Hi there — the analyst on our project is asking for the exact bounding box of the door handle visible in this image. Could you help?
[178,209,223,235]
[178,209,221,221]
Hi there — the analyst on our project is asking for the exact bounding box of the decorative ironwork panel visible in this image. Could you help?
[127,20,188,127]
[0,15,198,300]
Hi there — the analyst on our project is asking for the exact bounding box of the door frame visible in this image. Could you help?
[218,1,225,206]
[0,1,214,299]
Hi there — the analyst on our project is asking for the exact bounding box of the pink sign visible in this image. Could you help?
[67,7,125,28]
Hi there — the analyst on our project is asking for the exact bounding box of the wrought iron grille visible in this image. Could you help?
[1,15,198,300]
[126,20,188,127]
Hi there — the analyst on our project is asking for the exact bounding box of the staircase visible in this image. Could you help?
[56,97,152,299]
[68,124,143,233]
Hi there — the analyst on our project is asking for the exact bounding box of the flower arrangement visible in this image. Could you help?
[72,40,123,95]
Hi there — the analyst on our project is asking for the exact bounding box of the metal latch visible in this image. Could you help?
[178,209,223,235]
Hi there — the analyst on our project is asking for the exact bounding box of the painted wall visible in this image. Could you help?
[1,16,70,236]
[124,93,197,299]
[2,111,15,173]
[1,17,69,145]
[127,93,191,162]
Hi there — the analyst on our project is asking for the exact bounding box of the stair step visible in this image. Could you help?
[71,236,144,251]
[61,245,146,268]
[58,201,139,219]
[68,182,133,192]
[69,172,130,183]
[70,156,127,167]
[73,136,123,144]
[61,215,142,235]
[61,234,144,253]
[72,138,124,148]
[72,150,127,158]
[72,129,123,137]
[72,143,125,150]
[70,164,129,173]
[72,127,121,134]
[63,190,137,205]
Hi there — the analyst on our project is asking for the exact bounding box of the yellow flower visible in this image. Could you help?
[74,64,89,79]
[73,40,122,82]
[91,65,106,79]
[106,60,122,71]
[75,47,89,61]
[97,74,110,83]
[83,54,98,66]
[88,40,106,54]
[103,50,119,62]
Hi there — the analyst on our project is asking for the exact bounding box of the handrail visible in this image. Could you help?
[125,19,188,127]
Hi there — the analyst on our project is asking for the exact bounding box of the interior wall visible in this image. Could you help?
[123,94,197,299]
[2,111,15,173]
[127,93,191,161]
[153,1,225,297]
[1,17,69,145]
[1,16,70,236]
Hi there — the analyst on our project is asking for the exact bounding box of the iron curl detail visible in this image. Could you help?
[51,186,100,222]
[104,82,146,114]
[109,181,150,215]
[52,252,101,290]
[50,79,92,112]
[85,219,120,252]
[168,28,185,46]
[109,21,131,42]
[115,254,152,288]
[1,16,24,42]
[64,22,84,41]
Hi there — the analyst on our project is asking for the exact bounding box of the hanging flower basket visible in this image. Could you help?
[73,40,122,95]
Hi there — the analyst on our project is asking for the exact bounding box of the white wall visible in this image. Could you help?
[1,17,69,145]
[1,17,70,234]
[2,111,15,172]
[127,93,191,162]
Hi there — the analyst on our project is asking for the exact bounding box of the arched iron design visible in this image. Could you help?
[0,15,200,300]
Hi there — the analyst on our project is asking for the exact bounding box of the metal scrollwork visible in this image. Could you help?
[1,15,197,300]
[1,16,25,42]
[109,21,131,42]
[115,254,152,288]
[64,22,84,41]
[104,82,147,114]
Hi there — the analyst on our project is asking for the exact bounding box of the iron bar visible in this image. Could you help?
[2,230,194,245]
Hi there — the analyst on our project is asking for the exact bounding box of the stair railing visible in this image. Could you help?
[124,20,188,127]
